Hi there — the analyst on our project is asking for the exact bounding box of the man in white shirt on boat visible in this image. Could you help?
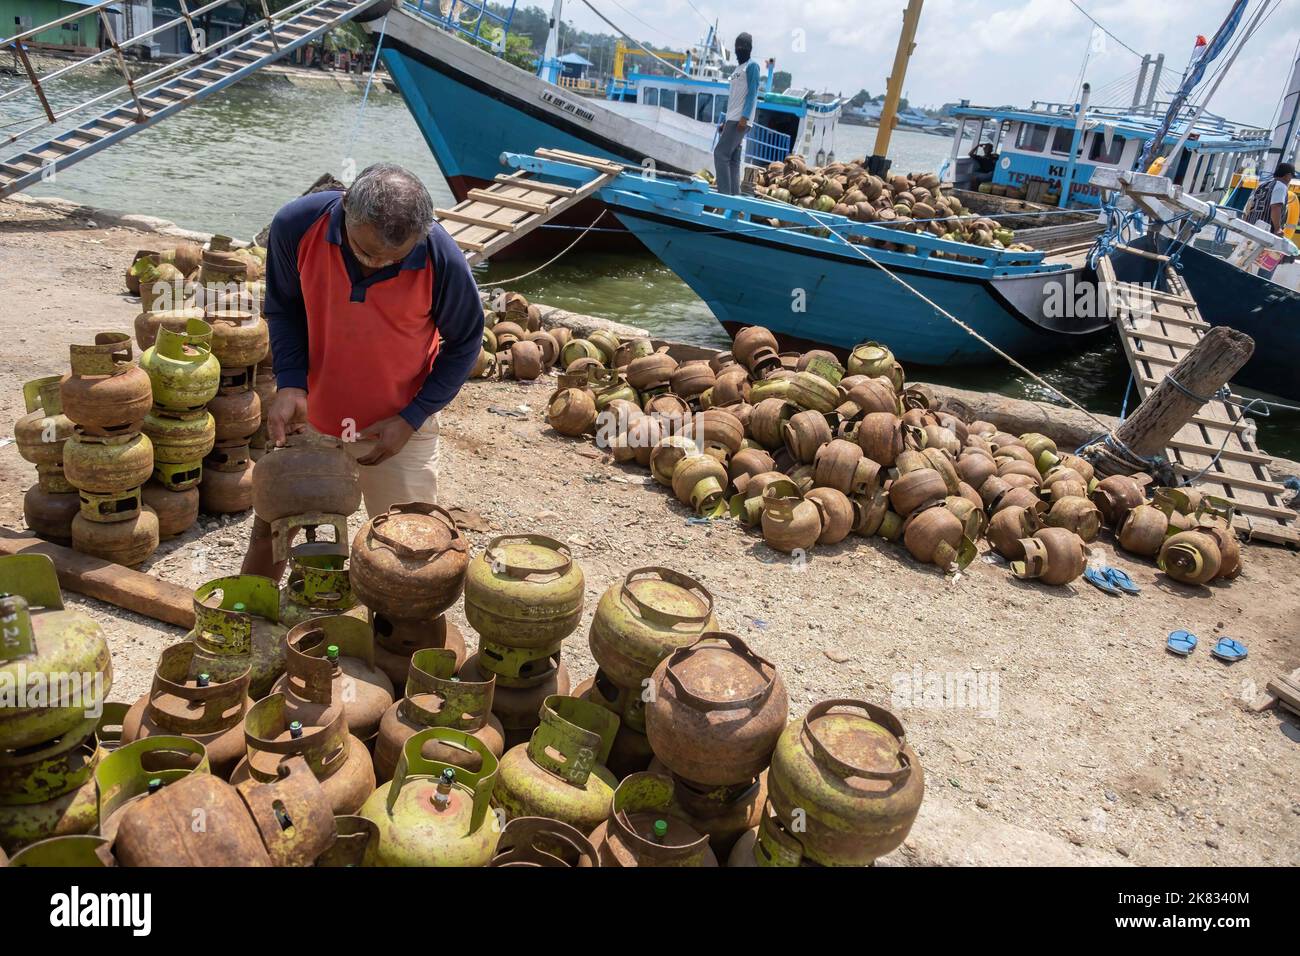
[714,32,761,196]
[1246,162,1295,280]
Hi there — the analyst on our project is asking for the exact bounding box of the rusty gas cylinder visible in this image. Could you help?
[359,728,501,867]
[279,544,358,629]
[494,695,619,834]
[588,568,718,694]
[572,671,654,779]
[121,642,253,779]
[460,651,570,748]
[188,576,287,700]
[200,440,255,514]
[589,772,718,867]
[94,735,211,844]
[207,374,262,442]
[727,801,819,867]
[59,334,152,437]
[0,714,102,855]
[351,503,469,623]
[23,485,80,545]
[464,534,585,649]
[648,756,768,857]
[70,509,159,567]
[140,482,199,539]
[271,616,395,744]
[112,755,334,866]
[229,694,374,815]
[489,816,599,867]
[63,429,154,499]
[134,307,206,351]
[767,699,924,866]
[252,432,359,558]
[644,634,787,787]
[15,376,73,478]
[371,614,468,688]
[374,648,504,783]
[207,310,270,368]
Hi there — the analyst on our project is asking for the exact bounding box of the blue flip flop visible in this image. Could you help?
[1211,638,1248,663]
[1084,567,1120,596]
[1105,568,1142,595]
[1167,631,1198,657]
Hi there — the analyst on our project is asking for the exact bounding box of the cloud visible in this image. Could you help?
[563,0,1299,127]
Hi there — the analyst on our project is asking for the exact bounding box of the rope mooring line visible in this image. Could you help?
[482,209,609,287]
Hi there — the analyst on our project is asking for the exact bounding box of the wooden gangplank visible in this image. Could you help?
[435,150,625,265]
[1096,256,1298,546]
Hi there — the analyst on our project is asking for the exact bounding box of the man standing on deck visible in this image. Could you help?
[714,33,761,196]
[1245,162,1296,280]
[240,163,484,579]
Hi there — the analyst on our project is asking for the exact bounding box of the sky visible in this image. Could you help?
[559,0,1300,129]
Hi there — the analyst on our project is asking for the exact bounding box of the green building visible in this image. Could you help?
[1,0,103,49]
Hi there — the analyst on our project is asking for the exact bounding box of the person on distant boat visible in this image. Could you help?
[241,163,484,579]
[1245,162,1296,280]
[968,143,998,187]
[714,33,761,196]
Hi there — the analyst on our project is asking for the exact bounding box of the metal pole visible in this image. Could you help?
[872,0,925,162]
[12,44,57,123]
[98,8,147,121]
[1059,83,1090,209]
[259,0,280,52]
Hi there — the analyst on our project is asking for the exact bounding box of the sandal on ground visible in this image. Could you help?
[1084,567,1120,596]
[1210,638,1247,663]
[1166,631,1198,657]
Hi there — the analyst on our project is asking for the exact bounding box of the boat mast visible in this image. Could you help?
[539,0,564,83]
[1270,41,1300,166]
[871,0,924,174]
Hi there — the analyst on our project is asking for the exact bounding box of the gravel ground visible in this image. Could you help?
[2,197,1297,867]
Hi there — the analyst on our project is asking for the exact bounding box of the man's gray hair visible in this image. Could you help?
[344,163,436,246]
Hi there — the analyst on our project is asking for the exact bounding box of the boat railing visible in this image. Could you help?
[404,0,516,54]
[0,0,362,152]
[503,151,1058,275]
[707,121,792,168]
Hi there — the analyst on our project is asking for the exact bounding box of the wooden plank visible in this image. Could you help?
[0,529,194,628]
[1115,243,1171,262]
[1166,440,1272,465]
[466,189,550,214]
[1169,467,1287,495]
[492,174,576,196]
[435,208,521,232]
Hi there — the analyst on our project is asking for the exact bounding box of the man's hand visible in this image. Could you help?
[266,388,308,446]
[357,415,415,466]
[738,117,751,132]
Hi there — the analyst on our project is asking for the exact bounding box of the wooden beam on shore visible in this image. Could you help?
[0,529,194,628]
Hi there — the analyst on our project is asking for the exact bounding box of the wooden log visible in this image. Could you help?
[1113,326,1255,461]
[0,529,194,629]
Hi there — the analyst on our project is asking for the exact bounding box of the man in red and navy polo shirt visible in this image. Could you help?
[241,163,483,578]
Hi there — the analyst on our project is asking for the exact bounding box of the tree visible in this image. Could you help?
[849,88,872,108]
[772,70,792,93]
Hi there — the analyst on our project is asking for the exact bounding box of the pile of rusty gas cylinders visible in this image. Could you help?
[13,239,273,565]
[472,290,571,382]
[0,483,926,866]
[544,324,1246,590]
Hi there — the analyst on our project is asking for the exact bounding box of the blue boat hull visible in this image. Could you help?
[1112,237,1300,401]
[612,207,1103,367]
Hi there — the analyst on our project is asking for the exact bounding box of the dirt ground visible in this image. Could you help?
[2,197,1298,867]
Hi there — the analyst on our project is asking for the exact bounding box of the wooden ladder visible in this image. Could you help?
[1096,255,1298,546]
[435,150,625,265]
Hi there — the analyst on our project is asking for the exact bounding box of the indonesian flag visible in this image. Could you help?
[1190,34,1209,65]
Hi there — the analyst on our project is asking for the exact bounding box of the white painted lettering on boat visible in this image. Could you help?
[539,90,596,123]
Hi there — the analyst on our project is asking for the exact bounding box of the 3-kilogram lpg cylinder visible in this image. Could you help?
[0,714,102,855]
[112,755,335,866]
[15,377,73,479]
[647,756,767,857]
[573,670,654,779]
[464,534,585,650]
[351,503,468,622]
[139,320,220,415]
[207,310,270,368]
[0,556,112,750]
[589,772,718,867]
[370,614,468,689]
[272,616,395,744]
[70,508,159,567]
[727,801,819,867]
[767,699,924,866]
[460,651,570,748]
[494,696,619,834]
[279,544,359,629]
[588,568,718,693]
[140,482,199,538]
[188,576,287,700]
[142,409,215,490]
[359,728,501,867]
[121,642,252,779]
[644,634,787,787]
[374,648,503,783]
[23,484,80,545]
[251,433,359,559]
[94,735,211,843]
[207,371,261,442]
[229,695,374,815]
[59,334,152,437]
[490,816,599,867]
[134,307,206,351]
[200,440,255,514]
[63,430,154,499]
